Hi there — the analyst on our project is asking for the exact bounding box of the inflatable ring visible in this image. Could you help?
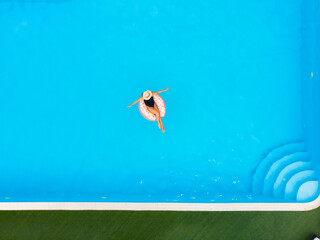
[139,94,166,121]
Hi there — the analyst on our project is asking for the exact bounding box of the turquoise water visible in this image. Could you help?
[0,0,319,203]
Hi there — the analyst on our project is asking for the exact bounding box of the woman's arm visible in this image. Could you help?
[127,97,142,107]
[153,87,169,95]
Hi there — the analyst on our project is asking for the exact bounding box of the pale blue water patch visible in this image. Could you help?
[0,0,318,203]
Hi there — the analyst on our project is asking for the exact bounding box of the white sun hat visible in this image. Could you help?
[143,90,152,100]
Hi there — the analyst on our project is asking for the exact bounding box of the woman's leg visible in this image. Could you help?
[146,105,164,132]
[153,103,164,131]
[146,106,161,128]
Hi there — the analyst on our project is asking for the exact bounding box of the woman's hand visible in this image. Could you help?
[127,97,141,108]
[154,87,170,95]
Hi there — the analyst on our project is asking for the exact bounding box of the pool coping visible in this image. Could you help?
[0,195,320,211]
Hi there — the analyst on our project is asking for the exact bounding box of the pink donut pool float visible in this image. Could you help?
[138,94,166,121]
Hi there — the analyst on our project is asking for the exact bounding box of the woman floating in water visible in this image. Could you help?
[127,87,169,133]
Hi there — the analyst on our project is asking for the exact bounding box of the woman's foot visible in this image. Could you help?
[162,128,165,133]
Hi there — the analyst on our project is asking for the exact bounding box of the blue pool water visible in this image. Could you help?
[0,0,319,203]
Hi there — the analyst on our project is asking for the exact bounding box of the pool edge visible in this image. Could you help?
[0,196,320,211]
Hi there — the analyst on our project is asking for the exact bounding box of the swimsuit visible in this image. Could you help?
[144,97,155,107]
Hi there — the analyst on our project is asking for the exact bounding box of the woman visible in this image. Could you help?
[127,87,169,133]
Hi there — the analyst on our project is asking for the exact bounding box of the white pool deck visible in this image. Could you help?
[0,196,319,211]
